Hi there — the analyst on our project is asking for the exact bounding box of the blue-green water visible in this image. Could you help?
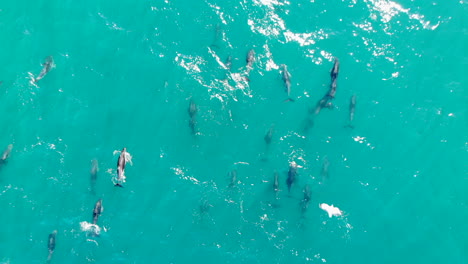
[0,0,467,263]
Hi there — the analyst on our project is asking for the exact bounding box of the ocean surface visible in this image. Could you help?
[0,0,466,263]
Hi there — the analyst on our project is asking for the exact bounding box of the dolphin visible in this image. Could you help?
[273,171,279,193]
[310,59,340,117]
[92,199,103,225]
[189,118,197,135]
[280,64,292,97]
[246,49,255,68]
[225,56,233,71]
[188,99,197,119]
[86,199,103,237]
[326,58,339,99]
[327,79,337,99]
[286,161,298,193]
[188,100,197,135]
[211,23,222,48]
[199,199,212,214]
[0,144,12,166]
[321,156,330,181]
[312,95,333,115]
[245,49,256,82]
[330,57,339,81]
[264,125,274,145]
[300,185,311,214]
[34,56,54,82]
[228,169,237,187]
[303,115,315,133]
[345,95,356,128]
[90,160,98,194]
[115,148,130,187]
[47,230,57,263]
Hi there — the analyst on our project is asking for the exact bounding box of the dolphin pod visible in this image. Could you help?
[28,46,351,261]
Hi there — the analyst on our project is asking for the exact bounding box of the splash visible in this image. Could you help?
[352,136,376,150]
[175,53,204,74]
[80,221,102,236]
[113,149,133,165]
[171,166,201,185]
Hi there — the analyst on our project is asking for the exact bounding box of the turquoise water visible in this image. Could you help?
[0,0,467,263]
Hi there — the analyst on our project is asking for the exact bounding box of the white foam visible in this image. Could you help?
[319,203,343,218]
[124,152,133,165]
[112,172,126,185]
[80,221,101,236]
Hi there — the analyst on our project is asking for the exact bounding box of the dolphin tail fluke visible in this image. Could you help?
[283,98,295,103]
[344,124,354,129]
[114,183,124,188]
